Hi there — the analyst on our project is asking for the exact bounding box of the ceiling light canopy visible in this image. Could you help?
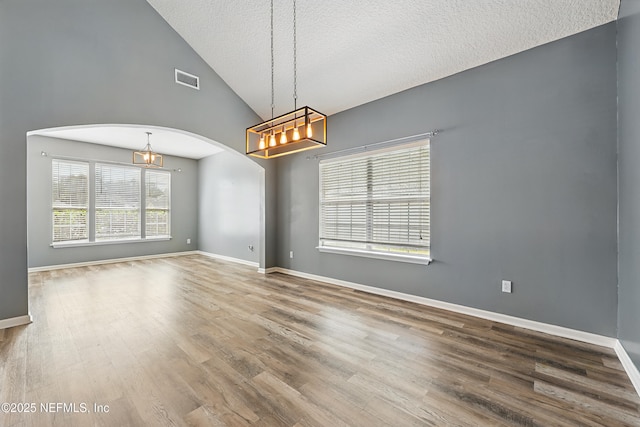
[246,0,326,159]
[133,132,163,168]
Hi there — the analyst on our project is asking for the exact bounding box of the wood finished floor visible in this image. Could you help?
[0,255,638,426]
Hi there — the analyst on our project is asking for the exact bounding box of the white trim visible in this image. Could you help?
[258,267,279,274]
[28,251,198,272]
[51,237,171,248]
[29,124,238,161]
[614,340,640,397]
[174,68,200,90]
[318,246,431,265]
[197,251,259,268]
[0,314,33,330]
[266,267,617,348]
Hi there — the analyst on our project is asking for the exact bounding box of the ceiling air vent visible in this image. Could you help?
[175,69,200,90]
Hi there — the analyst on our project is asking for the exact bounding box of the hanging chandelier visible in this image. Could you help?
[133,132,163,168]
[246,0,327,159]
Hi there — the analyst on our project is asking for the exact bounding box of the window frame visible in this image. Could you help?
[50,158,173,248]
[145,169,172,239]
[318,139,431,265]
[51,159,90,245]
[95,162,142,242]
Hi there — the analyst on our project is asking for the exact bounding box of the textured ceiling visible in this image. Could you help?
[147,0,620,120]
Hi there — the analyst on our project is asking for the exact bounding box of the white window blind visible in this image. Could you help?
[319,140,430,259]
[95,163,141,241]
[52,160,89,243]
[145,170,171,238]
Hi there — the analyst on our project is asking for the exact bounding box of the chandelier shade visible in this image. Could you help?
[133,132,163,168]
[246,106,326,159]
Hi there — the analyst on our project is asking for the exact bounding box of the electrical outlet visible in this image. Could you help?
[290,251,294,259]
[186,238,191,245]
[502,280,512,293]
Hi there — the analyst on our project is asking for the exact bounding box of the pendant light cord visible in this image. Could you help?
[293,0,297,110]
[271,0,275,120]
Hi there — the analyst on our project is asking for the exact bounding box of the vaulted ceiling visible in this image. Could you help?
[147,0,619,120]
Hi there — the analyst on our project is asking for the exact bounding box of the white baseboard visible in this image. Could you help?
[258,267,280,274]
[28,251,199,273]
[197,251,259,268]
[614,341,640,397]
[269,267,617,349]
[0,314,32,330]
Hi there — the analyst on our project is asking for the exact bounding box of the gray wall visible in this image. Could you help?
[198,151,261,264]
[618,0,640,366]
[277,23,619,336]
[27,135,198,268]
[0,0,625,340]
[0,0,277,323]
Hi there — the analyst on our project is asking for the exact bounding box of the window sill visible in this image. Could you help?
[317,246,432,265]
[51,237,172,248]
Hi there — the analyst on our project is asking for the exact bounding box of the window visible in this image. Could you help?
[51,159,172,246]
[319,140,430,263]
[52,160,89,243]
[145,170,171,238]
[95,164,141,241]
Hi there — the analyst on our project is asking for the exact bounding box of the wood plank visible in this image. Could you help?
[0,254,635,426]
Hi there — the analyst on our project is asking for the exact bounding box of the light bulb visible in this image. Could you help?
[280,128,288,144]
[292,126,301,141]
[151,154,155,162]
[306,123,313,138]
[143,153,149,161]
[259,135,266,150]
[269,134,277,147]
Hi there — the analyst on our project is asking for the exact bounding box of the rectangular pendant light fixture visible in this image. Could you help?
[246,106,327,159]
[246,0,326,160]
